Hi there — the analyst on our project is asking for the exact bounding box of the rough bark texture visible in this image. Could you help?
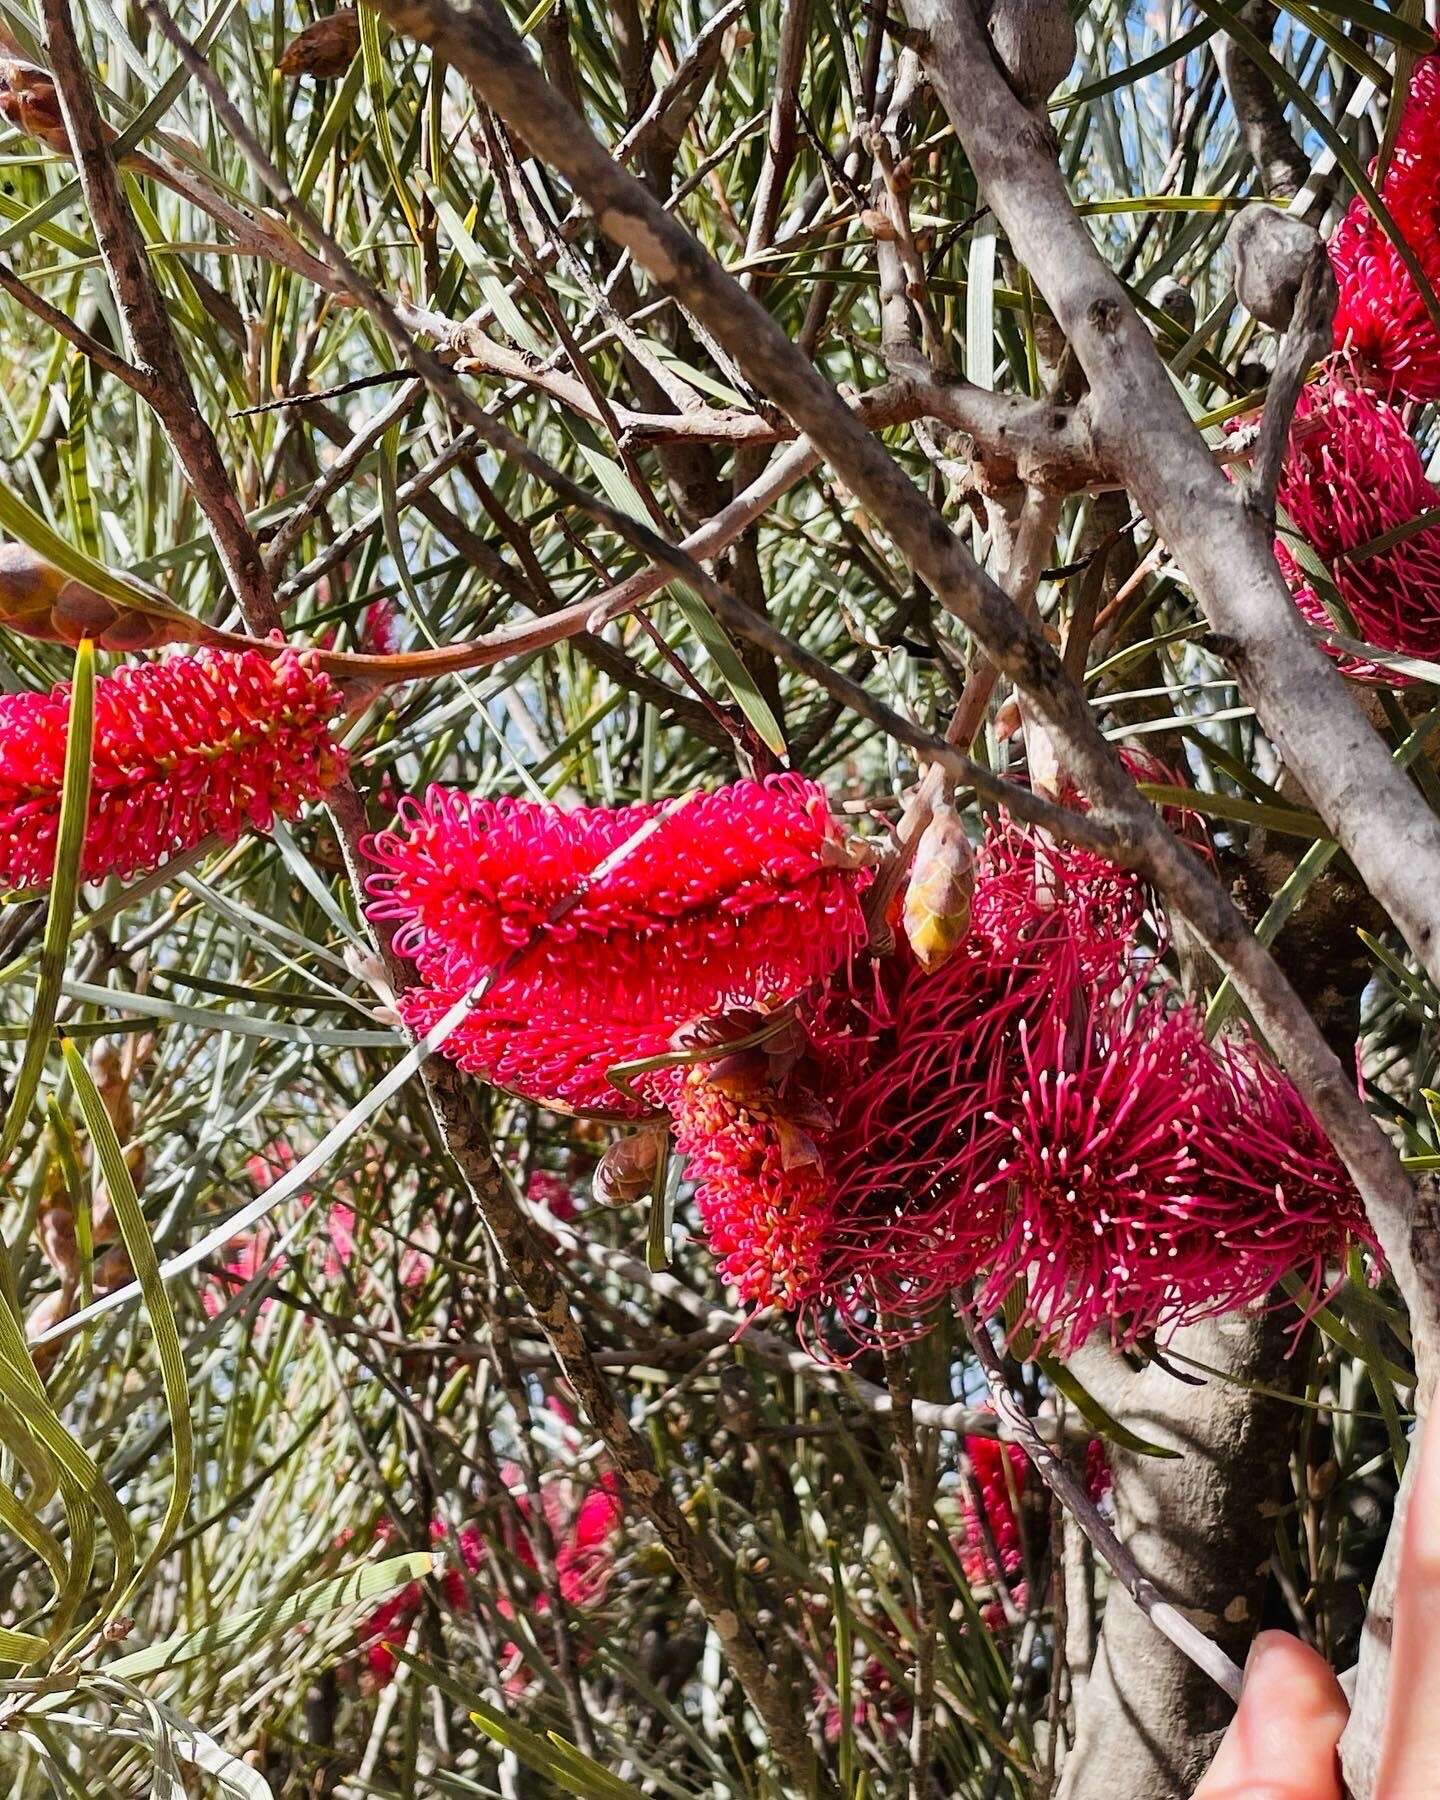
[1060,1312,1302,1799]
[1215,0,1311,201]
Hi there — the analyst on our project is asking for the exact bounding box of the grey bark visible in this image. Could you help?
[1059,1311,1303,1799]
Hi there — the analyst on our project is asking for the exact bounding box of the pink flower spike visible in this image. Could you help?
[366,776,869,1116]
[1329,45,1440,400]
[1275,373,1440,673]
[0,647,346,892]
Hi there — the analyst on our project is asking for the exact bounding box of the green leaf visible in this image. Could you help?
[105,1554,436,1679]
[61,1036,195,1606]
[0,639,94,1166]
[1038,1355,1182,1458]
[468,1696,646,1799]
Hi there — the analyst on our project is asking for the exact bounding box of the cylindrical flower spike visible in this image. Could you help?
[0,647,346,891]
[1329,45,1440,399]
[365,776,869,1116]
[1274,373,1440,674]
[657,1066,835,1309]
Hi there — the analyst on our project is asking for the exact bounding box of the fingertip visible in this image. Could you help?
[1197,1633,1347,1798]
[1242,1630,1349,1719]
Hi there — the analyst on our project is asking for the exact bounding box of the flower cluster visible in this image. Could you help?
[657,807,1368,1349]
[1330,44,1440,399]
[352,1470,622,1691]
[814,817,1371,1350]
[0,647,345,892]
[1274,374,1440,674]
[365,776,869,1116]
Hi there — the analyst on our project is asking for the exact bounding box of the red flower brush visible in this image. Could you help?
[1275,373,1440,674]
[1330,46,1440,399]
[353,1470,623,1692]
[0,647,345,891]
[365,776,869,1117]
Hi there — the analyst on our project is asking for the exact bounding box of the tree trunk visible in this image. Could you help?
[1059,1309,1300,1798]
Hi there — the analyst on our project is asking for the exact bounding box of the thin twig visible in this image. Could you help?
[958,1305,1245,1704]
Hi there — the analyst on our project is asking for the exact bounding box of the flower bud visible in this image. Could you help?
[903,798,975,973]
[26,1284,75,1377]
[36,1174,78,1281]
[0,542,68,643]
[984,0,1076,107]
[93,1244,136,1293]
[1226,205,1332,329]
[0,59,67,151]
[593,1126,667,1208]
[278,9,360,80]
[0,543,205,652]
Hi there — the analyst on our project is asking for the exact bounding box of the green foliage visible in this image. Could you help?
[0,0,1426,1792]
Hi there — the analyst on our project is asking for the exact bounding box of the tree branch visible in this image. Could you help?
[362,0,1439,1390]
[37,0,278,628]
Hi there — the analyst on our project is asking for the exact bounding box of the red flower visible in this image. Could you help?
[200,1227,280,1319]
[959,1435,1029,1586]
[1274,373,1440,674]
[1330,46,1440,399]
[525,1168,577,1222]
[350,1464,623,1693]
[816,815,1369,1350]
[365,776,868,1116]
[0,648,345,891]
[361,599,400,656]
[658,1068,835,1308]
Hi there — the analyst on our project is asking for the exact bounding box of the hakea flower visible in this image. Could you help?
[1273,374,1440,675]
[659,1068,834,1309]
[200,1227,281,1319]
[1330,45,1440,399]
[0,647,345,892]
[956,1428,1112,1628]
[365,776,869,1116]
[959,1435,1030,1588]
[525,1167,578,1223]
[818,1628,913,1747]
[351,1472,623,1693]
[816,815,1368,1350]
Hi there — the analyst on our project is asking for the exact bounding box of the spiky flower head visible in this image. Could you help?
[0,647,345,892]
[1274,373,1440,674]
[1329,46,1440,399]
[365,776,868,1116]
[817,814,1369,1351]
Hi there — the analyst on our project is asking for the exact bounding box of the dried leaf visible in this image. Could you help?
[278,10,361,80]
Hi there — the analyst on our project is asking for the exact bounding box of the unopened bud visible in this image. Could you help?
[1226,205,1334,331]
[277,9,360,80]
[0,59,67,151]
[903,798,975,973]
[91,1040,133,1144]
[26,1284,75,1376]
[93,1244,136,1293]
[593,1127,667,1208]
[0,542,201,651]
[0,541,68,642]
[36,1181,78,1281]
